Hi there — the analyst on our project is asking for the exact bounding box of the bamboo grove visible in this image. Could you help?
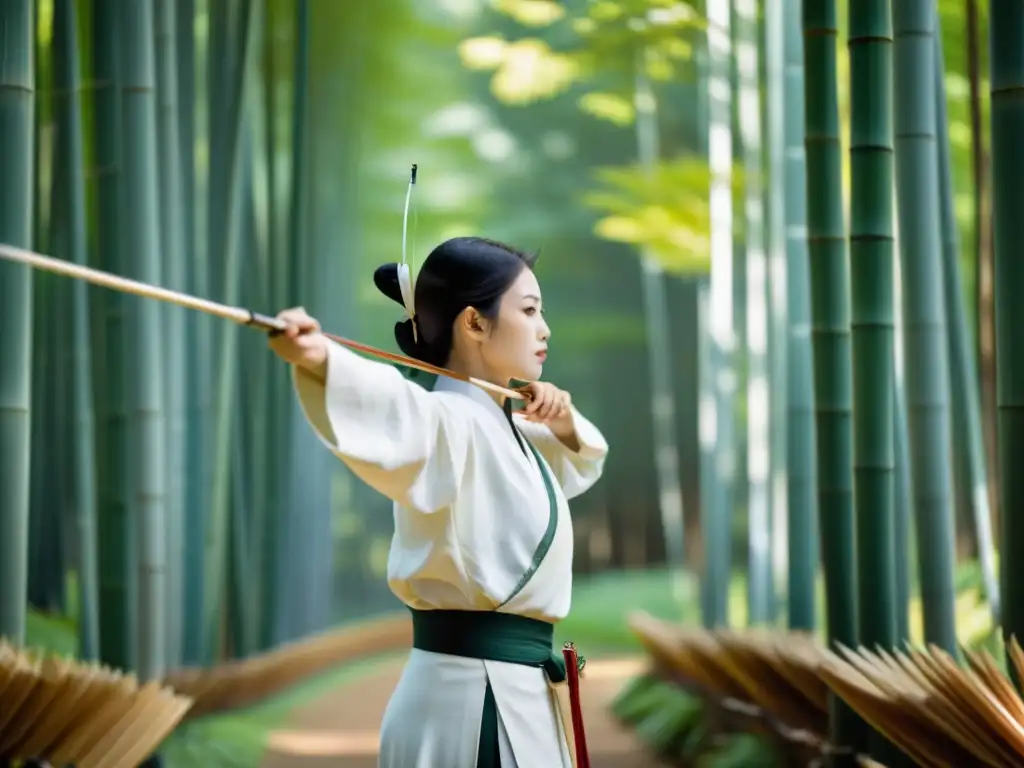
[0,0,1018,765]
[464,0,1018,765]
[598,0,1014,760]
[0,0,330,677]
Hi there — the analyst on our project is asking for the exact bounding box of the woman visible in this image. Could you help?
[269,236,608,768]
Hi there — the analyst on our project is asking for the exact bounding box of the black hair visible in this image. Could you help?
[374,236,539,367]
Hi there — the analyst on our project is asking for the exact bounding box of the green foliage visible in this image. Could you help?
[161,718,267,768]
[611,674,785,766]
[555,568,750,651]
[558,563,1001,656]
[24,608,78,657]
[458,0,716,271]
[582,156,744,274]
[460,0,704,105]
[697,733,784,768]
[160,653,403,767]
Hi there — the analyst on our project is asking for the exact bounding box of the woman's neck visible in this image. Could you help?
[445,348,509,406]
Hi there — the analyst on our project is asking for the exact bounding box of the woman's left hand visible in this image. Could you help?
[518,382,574,433]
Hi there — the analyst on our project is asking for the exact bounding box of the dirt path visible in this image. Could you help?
[262,655,663,768]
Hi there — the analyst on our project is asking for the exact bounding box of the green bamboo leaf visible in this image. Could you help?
[492,0,566,27]
[578,91,635,125]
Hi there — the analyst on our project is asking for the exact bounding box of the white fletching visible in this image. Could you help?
[399,165,418,341]
[397,262,416,321]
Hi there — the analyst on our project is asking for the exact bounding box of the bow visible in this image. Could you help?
[0,242,527,402]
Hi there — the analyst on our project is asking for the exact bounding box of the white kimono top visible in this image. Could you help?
[293,340,608,767]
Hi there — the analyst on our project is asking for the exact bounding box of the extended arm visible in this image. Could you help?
[292,339,472,513]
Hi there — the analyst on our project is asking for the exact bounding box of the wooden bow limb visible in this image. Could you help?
[0,242,527,402]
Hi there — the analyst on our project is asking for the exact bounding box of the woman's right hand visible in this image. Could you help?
[268,306,329,371]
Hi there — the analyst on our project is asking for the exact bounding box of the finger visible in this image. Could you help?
[277,307,318,331]
[274,312,301,338]
[536,396,556,421]
[544,392,568,422]
[297,315,320,333]
[523,387,544,414]
[267,336,296,362]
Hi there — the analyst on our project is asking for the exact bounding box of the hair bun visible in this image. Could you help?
[373,263,405,307]
[394,317,420,358]
[394,317,446,367]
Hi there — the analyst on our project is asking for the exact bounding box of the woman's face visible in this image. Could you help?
[477,268,550,383]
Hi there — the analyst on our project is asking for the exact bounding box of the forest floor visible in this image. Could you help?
[260,653,665,768]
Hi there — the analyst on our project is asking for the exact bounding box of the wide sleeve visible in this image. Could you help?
[292,340,472,513]
[513,407,608,500]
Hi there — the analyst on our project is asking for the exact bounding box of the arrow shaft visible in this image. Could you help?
[0,243,524,401]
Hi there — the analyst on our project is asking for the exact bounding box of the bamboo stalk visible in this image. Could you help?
[782,0,818,632]
[735,0,773,624]
[120,0,168,683]
[849,0,898,652]
[703,0,737,630]
[89,0,134,672]
[155,0,188,672]
[990,0,1024,682]
[891,0,959,654]
[802,0,864,749]
[633,52,687,605]
[0,0,37,645]
[52,0,100,662]
[204,0,258,663]
[933,30,999,625]
[177,0,206,669]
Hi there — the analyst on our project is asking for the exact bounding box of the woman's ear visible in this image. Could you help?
[459,307,489,341]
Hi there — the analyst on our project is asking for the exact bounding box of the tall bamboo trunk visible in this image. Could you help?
[154,0,187,671]
[782,0,817,631]
[702,0,737,629]
[177,0,208,667]
[891,0,958,653]
[735,0,772,624]
[0,0,36,644]
[968,0,997,534]
[989,0,1024,672]
[120,0,168,682]
[27,0,45,615]
[764,0,789,623]
[90,0,134,671]
[634,57,687,604]
[258,0,284,651]
[28,2,51,617]
[849,0,898,664]
[204,0,257,660]
[802,0,862,750]
[278,0,315,642]
[53,0,100,661]
[728,14,748,620]
[28,276,54,612]
[891,202,912,646]
[933,31,999,623]
[893,366,913,642]
[241,5,272,648]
